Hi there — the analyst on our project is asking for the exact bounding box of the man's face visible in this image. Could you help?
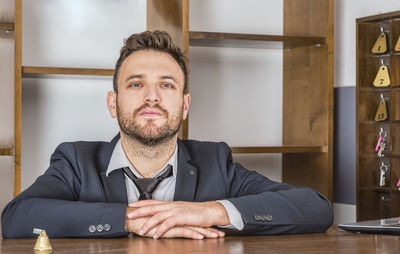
[107,49,191,146]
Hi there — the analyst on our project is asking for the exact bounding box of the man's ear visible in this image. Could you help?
[182,93,191,120]
[107,91,117,118]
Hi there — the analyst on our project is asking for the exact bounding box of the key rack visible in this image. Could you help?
[357,11,400,221]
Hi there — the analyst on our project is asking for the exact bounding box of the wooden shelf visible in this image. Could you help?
[357,10,400,23]
[0,148,13,156]
[231,145,327,154]
[22,66,114,76]
[189,31,325,49]
[359,187,392,193]
[0,22,14,31]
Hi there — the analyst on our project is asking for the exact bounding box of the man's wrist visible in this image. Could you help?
[209,201,230,226]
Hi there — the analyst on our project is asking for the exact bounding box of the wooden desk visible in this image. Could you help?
[1,226,399,253]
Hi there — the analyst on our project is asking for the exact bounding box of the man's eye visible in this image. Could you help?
[129,83,141,88]
[162,83,174,88]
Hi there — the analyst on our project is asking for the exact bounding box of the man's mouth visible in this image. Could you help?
[138,108,163,117]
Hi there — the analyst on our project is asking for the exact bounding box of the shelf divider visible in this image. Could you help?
[0,22,14,31]
[22,66,114,76]
[0,148,13,156]
[231,145,327,154]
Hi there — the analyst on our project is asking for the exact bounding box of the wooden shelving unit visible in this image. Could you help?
[189,31,325,49]
[147,0,334,199]
[356,11,400,221]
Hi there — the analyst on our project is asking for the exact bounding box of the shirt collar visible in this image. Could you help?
[106,138,178,178]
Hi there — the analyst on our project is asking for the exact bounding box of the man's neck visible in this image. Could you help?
[120,132,177,178]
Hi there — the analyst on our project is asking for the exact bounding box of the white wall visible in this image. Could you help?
[0,0,16,232]
[21,0,146,190]
[189,0,283,182]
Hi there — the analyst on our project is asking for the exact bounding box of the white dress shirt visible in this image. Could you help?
[106,139,244,230]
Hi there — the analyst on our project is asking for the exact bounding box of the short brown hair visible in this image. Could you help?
[113,30,188,93]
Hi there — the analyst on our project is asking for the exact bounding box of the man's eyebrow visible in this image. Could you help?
[160,75,177,83]
[125,74,144,82]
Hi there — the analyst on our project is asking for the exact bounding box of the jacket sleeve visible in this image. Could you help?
[217,143,333,235]
[1,143,128,238]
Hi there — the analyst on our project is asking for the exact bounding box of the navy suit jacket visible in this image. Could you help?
[2,135,333,238]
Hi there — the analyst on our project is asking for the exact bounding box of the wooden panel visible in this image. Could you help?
[189,31,325,49]
[147,0,189,139]
[0,148,13,156]
[358,155,380,188]
[231,146,327,154]
[357,10,400,23]
[14,0,21,196]
[22,66,114,76]
[0,22,13,31]
[282,0,334,200]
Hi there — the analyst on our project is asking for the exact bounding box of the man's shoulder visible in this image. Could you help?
[51,135,119,165]
[178,139,231,159]
[179,139,228,148]
[54,140,112,154]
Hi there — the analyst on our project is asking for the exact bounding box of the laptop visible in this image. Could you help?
[339,217,400,235]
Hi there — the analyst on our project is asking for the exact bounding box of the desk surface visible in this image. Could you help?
[1,226,399,254]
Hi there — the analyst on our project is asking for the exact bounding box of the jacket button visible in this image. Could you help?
[97,224,104,232]
[260,214,267,221]
[104,224,111,232]
[88,225,96,233]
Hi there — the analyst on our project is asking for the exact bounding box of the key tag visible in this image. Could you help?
[379,162,388,187]
[375,134,383,153]
[373,59,391,87]
[375,94,388,122]
[395,35,400,52]
[371,27,388,54]
[375,127,387,157]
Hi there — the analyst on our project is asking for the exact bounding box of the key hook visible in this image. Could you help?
[380,162,388,172]
[379,127,387,138]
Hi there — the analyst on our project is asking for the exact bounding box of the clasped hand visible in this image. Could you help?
[125,200,230,239]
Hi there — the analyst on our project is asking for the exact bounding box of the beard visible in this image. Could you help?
[116,101,183,147]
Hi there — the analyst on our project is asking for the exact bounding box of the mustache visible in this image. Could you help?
[134,103,168,117]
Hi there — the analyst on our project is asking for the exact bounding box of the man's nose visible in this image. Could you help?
[144,86,161,105]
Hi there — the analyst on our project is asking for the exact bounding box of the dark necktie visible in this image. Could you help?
[123,164,173,200]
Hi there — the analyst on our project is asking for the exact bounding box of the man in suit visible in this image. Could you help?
[2,31,333,239]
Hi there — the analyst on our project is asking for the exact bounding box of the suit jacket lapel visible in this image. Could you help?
[100,134,128,204]
[174,140,198,201]
[100,169,128,204]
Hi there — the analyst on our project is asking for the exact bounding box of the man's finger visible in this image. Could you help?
[203,227,225,237]
[139,211,173,235]
[127,204,172,219]
[128,200,166,207]
[154,217,181,238]
[162,227,204,240]
[186,227,221,238]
